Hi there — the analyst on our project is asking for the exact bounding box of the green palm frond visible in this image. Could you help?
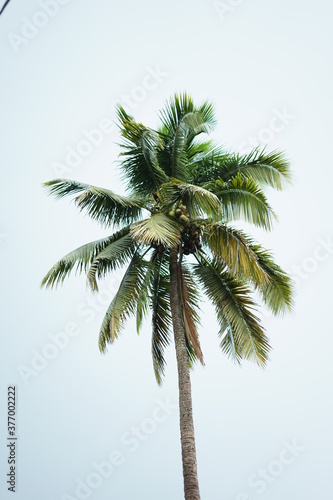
[249,244,294,315]
[159,93,216,135]
[194,100,216,132]
[98,253,148,352]
[43,179,144,227]
[193,257,270,367]
[191,147,291,189]
[187,140,215,162]
[178,261,203,365]
[136,259,154,334]
[41,228,131,289]
[203,223,293,315]
[189,148,229,185]
[150,253,172,384]
[43,178,88,197]
[158,93,216,180]
[160,180,221,218]
[182,108,216,145]
[130,213,182,247]
[171,118,189,181]
[203,223,269,286]
[86,232,136,291]
[159,92,196,133]
[205,173,276,230]
[154,134,173,180]
[117,106,168,195]
[218,149,292,189]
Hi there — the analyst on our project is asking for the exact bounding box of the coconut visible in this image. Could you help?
[179,214,188,223]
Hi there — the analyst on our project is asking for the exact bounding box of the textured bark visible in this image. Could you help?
[169,247,201,500]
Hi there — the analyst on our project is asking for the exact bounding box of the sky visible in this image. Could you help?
[0,1,332,499]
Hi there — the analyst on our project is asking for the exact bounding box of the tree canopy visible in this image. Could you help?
[42,93,293,384]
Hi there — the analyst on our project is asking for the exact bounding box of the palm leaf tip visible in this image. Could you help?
[160,92,216,132]
[245,148,293,189]
[116,104,133,124]
[250,245,294,316]
[42,178,83,198]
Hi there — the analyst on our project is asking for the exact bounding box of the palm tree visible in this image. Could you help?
[41,93,293,500]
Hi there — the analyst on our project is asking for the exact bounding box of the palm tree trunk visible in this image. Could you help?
[169,247,201,500]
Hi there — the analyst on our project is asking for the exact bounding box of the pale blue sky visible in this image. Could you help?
[1,1,332,499]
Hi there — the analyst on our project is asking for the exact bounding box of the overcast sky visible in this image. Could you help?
[1,1,332,499]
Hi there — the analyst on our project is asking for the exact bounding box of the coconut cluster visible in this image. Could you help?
[168,204,203,255]
[181,225,203,255]
[168,204,189,224]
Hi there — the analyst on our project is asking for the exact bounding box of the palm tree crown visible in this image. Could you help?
[42,92,293,384]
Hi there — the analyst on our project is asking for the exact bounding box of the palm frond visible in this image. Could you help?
[178,261,204,364]
[203,223,269,286]
[159,92,196,132]
[117,106,168,195]
[220,149,292,189]
[184,102,216,146]
[195,100,217,131]
[205,173,276,230]
[41,228,131,289]
[158,93,216,180]
[130,213,182,247]
[171,118,189,181]
[249,244,294,315]
[193,257,270,366]
[136,259,154,334]
[219,320,243,365]
[160,180,221,218]
[189,148,230,185]
[86,232,136,291]
[98,253,148,352]
[43,179,144,227]
[191,147,291,189]
[187,140,215,162]
[150,253,172,384]
[159,93,216,135]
